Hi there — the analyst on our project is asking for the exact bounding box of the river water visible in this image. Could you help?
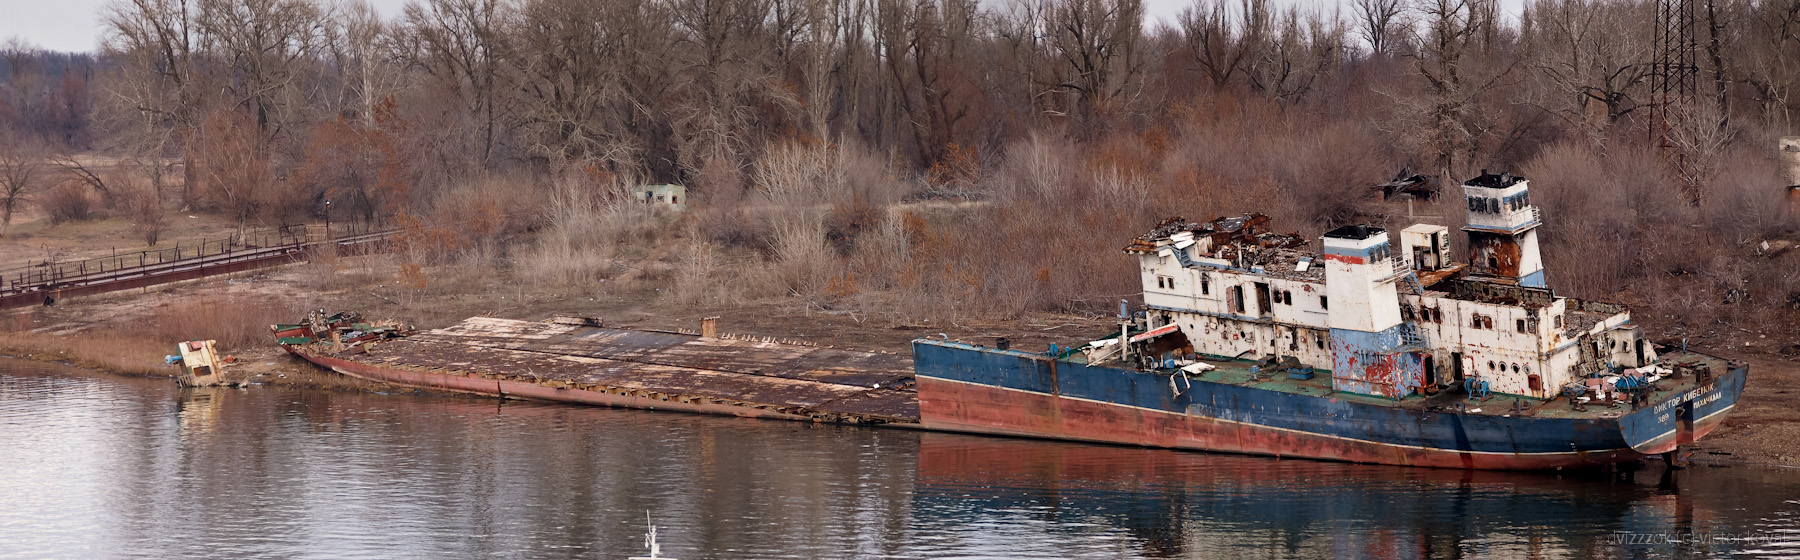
[3,358,1798,559]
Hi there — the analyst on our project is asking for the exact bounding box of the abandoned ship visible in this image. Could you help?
[915,171,1746,469]
[276,171,1746,470]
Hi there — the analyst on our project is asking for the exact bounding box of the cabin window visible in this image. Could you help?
[1230,286,1245,313]
[1320,296,1328,310]
[1316,334,1326,349]
[1487,360,1495,370]
[1432,308,1443,324]
[1516,319,1527,333]
[1553,315,1563,328]
[1472,315,1482,329]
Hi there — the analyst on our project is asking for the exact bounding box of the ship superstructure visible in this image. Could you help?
[1125,172,1645,401]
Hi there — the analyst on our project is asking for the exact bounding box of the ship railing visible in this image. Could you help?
[1397,323,1429,349]
[1374,323,1430,351]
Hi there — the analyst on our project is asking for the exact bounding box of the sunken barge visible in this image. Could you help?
[275,314,917,425]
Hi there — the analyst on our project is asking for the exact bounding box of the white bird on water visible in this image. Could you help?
[628,510,675,560]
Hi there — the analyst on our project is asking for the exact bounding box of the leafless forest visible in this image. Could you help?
[1,0,1799,334]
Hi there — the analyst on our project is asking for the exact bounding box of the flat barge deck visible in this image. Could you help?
[280,315,919,425]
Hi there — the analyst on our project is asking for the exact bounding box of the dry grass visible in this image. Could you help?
[0,329,172,377]
[147,294,304,352]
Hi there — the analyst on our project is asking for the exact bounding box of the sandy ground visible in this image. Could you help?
[3,213,1798,469]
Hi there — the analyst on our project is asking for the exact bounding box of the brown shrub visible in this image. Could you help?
[41,181,95,224]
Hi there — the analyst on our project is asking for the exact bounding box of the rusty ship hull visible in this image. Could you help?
[277,316,919,426]
[914,340,1746,470]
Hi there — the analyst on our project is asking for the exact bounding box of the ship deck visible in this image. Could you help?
[294,317,920,423]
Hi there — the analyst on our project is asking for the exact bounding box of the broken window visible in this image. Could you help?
[1230,285,1245,313]
[1516,319,1526,333]
[1320,296,1328,310]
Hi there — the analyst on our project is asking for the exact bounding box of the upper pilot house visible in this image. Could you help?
[1125,171,1654,401]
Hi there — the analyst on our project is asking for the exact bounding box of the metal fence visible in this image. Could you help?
[0,224,323,295]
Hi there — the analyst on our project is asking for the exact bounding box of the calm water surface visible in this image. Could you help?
[3,358,1798,559]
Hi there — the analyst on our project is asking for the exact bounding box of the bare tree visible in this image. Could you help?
[1354,0,1405,56]
[1179,0,1268,89]
[1044,0,1147,122]
[323,1,404,126]
[398,0,512,166]
[196,0,326,136]
[0,133,47,237]
[1520,0,1653,134]
[1248,7,1347,103]
[1401,0,1516,182]
[100,0,206,205]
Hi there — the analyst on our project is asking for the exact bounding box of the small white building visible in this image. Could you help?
[639,184,687,210]
[1127,172,1652,401]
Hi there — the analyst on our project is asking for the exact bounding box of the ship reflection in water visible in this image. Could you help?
[1,359,1796,559]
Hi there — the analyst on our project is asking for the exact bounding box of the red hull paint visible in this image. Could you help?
[916,376,1715,470]
[294,349,825,423]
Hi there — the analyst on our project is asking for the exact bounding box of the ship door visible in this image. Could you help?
[1254,283,1272,316]
[1635,339,1646,366]
[1423,355,1437,384]
[1450,352,1464,385]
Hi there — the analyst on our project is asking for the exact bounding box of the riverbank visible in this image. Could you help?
[3,241,1797,468]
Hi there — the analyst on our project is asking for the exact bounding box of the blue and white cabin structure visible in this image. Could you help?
[1128,172,1654,401]
[1461,170,1545,288]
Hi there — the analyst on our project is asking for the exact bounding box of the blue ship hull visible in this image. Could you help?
[914,340,1746,469]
